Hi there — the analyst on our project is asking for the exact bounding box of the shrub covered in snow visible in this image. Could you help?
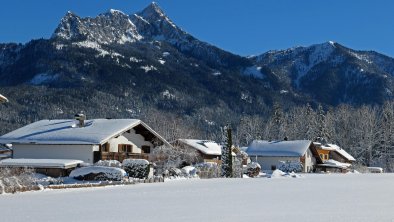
[94,160,122,168]
[70,166,126,181]
[0,167,37,194]
[270,169,301,178]
[151,145,199,175]
[122,159,150,179]
[246,162,261,177]
[181,166,197,177]
[194,162,221,178]
[33,173,63,186]
[168,167,182,177]
[278,160,303,173]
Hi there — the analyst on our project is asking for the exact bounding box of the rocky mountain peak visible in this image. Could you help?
[52,8,142,44]
[139,2,167,20]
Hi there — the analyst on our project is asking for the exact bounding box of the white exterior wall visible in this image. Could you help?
[108,136,135,152]
[13,144,95,164]
[254,156,300,172]
[122,129,153,152]
[253,148,316,173]
[304,149,316,173]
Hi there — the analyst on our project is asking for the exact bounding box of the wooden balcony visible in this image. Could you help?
[100,152,149,162]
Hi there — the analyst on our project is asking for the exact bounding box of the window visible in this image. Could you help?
[101,143,109,152]
[118,144,133,153]
[320,154,323,159]
[142,145,151,154]
[324,154,328,160]
[271,165,277,170]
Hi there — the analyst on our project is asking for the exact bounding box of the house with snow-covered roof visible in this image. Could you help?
[0,116,171,164]
[314,143,356,172]
[172,139,224,163]
[246,140,322,173]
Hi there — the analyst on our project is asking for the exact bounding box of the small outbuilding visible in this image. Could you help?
[246,140,322,173]
[0,159,83,177]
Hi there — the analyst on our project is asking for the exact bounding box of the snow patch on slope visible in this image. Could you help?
[140,65,158,73]
[243,66,264,79]
[30,73,59,85]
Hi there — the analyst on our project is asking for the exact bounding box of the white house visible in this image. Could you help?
[246,140,322,173]
[0,118,171,164]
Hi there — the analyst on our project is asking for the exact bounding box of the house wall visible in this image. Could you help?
[13,144,95,164]
[330,151,348,163]
[316,148,330,161]
[253,149,315,173]
[108,136,137,153]
[253,156,300,172]
[304,149,316,173]
[122,129,153,152]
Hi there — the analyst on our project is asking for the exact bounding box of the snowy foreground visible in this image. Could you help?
[1,174,394,222]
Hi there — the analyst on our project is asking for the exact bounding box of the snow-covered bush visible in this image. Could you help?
[0,167,36,194]
[278,161,303,173]
[70,166,126,181]
[181,166,197,177]
[151,145,198,175]
[246,162,261,177]
[194,162,221,178]
[94,160,122,168]
[168,167,182,177]
[33,173,63,186]
[122,159,150,179]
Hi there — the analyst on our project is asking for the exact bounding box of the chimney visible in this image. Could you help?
[74,112,86,127]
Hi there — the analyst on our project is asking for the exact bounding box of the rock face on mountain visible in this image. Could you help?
[0,2,394,134]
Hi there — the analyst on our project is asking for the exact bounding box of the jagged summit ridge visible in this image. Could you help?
[52,2,182,45]
[52,8,142,44]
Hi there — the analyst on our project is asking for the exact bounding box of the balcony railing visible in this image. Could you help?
[100,152,149,162]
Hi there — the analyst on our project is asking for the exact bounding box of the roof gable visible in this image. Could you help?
[246,140,312,157]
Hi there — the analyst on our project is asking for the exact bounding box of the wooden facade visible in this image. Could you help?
[96,143,149,163]
[316,148,330,161]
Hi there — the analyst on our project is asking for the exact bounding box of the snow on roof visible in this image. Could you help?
[0,154,11,159]
[320,144,356,162]
[0,119,169,146]
[0,94,8,103]
[246,140,312,157]
[0,159,83,169]
[317,159,351,169]
[177,139,222,156]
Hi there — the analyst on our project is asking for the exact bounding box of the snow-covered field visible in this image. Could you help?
[1,174,394,222]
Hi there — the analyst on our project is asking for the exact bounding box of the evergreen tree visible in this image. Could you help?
[221,125,233,178]
[270,102,285,140]
[315,104,330,144]
[304,103,316,140]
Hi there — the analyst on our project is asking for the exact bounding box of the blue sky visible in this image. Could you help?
[1,0,393,57]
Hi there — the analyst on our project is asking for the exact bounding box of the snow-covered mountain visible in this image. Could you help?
[52,2,248,68]
[1,2,394,133]
[254,41,394,104]
[53,9,142,44]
